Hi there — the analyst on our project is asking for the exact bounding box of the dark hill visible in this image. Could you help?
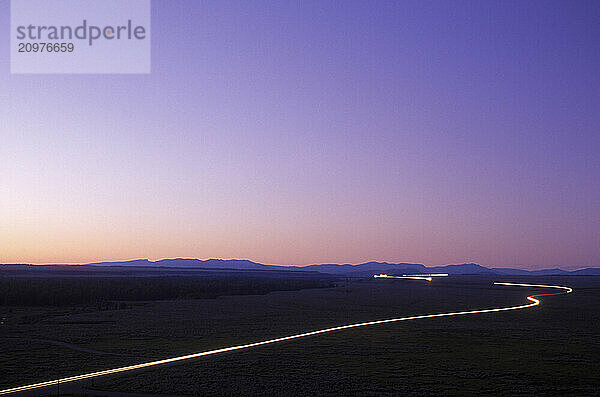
[80,259,600,276]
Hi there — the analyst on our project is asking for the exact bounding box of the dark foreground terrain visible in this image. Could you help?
[0,269,598,396]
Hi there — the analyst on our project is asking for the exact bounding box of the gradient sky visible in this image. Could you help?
[1,0,599,268]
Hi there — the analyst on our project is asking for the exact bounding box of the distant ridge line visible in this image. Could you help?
[6,258,589,276]
[2,259,598,275]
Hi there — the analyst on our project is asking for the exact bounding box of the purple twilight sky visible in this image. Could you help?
[1,0,599,268]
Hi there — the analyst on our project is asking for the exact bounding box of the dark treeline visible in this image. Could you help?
[0,276,334,306]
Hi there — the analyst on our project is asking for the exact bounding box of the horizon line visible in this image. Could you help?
[0,257,594,271]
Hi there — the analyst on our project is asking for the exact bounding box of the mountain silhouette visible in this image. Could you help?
[82,258,600,276]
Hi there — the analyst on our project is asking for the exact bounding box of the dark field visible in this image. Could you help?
[1,271,599,396]
[0,273,333,306]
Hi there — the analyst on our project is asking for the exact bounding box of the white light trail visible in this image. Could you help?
[373,274,432,281]
[0,281,572,395]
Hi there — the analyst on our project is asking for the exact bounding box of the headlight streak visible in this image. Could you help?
[0,281,572,395]
[373,273,449,281]
[374,274,432,281]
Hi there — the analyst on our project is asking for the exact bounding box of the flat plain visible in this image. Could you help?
[1,271,598,396]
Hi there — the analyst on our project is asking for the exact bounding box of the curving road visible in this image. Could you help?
[0,281,572,395]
